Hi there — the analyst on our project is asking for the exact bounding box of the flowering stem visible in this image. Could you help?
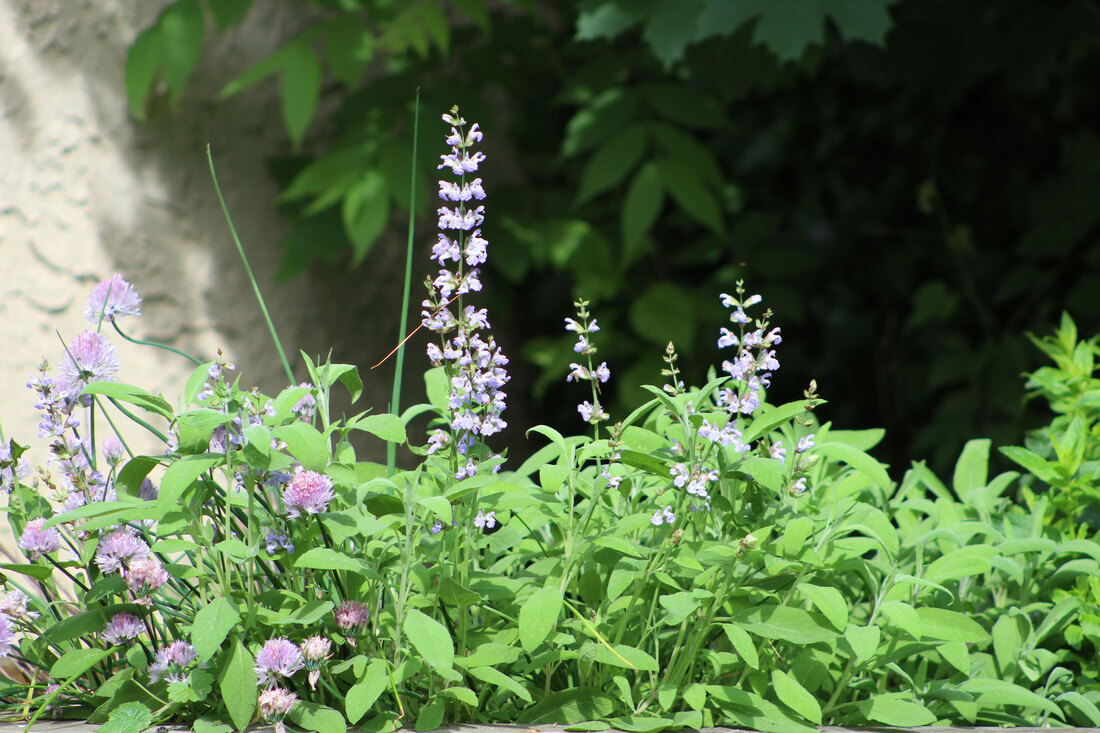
[387,90,421,478]
[206,145,295,386]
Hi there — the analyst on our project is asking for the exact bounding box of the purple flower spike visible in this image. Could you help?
[84,274,142,324]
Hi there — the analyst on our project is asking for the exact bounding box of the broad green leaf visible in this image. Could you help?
[191,596,241,661]
[742,400,816,443]
[0,563,53,580]
[782,516,815,556]
[280,41,322,149]
[519,586,564,652]
[415,697,446,731]
[621,161,664,266]
[953,438,990,494]
[576,123,648,205]
[461,643,522,669]
[116,455,162,497]
[915,607,989,643]
[272,422,331,471]
[517,688,617,725]
[51,647,113,679]
[208,0,252,29]
[856,694,936,726]
[158,0,205,99]
[326,16,373,87]
[593,534,646,559]
[628,281,693,350]
[468,665,533,702]
[639,82,728,128]
[1056,691,1100,726]
[346,659,388,724]
[100,701,153,733]
[82,382,173,420]
[562,88,641,157]
[416,496,453,524]
[437,576,480,608]
[879,601,921,640]
[44,604,141,644]
[354,413,406,444]
[772,669,822,724]
[816,440,893,490]
[732,605,837,644]
[289,702,347,733]
[342,170,390,264]
[706,685,817,733]
[798,584,848,630]
[923,545,993,585]
[158,453,223,510]
[844,625,880,662]
[593,644,658,671]
[938,641,971,675]
[999,445,1058,482]
[125,28,161,121]
[738,457,785,492]
[958,678,1063,716]
[296,547,367,574]
[440,686,478,706]
[219,641,257,732]
[404,609,454,674]
[721,623,759,668]
[654,155,724,234]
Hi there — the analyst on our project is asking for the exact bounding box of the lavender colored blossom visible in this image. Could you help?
[334,600,370,631]
[797,435,816,453]
[282,468,335,519]
[59,331,120,399]
[430,519,444,535]
[19,518,60,560]
[770,442,787,465]
[148,640,197,683]
[100,612,145,645]
[791,477,808,495]
[259,687,298,733]
[125,556,169,601]
[422,107,510,478]
[0,589,38,622]
[697,419,748,453]
[650,505,676,526]
[715,285,781,418]
[84,274,142,324]
[265,530,295,556]
[255,637,305,688]
[578,401,594,422]
[291,383,317,422]
[101,437,126,466]
[95,529,150,575]
[0,441,30,494]
[0,614,13,659]
[473,510,496,529]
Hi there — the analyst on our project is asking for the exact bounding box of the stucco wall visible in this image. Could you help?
[0,0,408,559]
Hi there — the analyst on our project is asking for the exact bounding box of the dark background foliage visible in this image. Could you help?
[130,0,1100,474]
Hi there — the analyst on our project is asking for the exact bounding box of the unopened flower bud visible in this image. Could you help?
[740,533,758,551]
[669,529,683,546]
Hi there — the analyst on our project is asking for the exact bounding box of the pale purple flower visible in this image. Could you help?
[770,442,787,465]
[125,556,169,600]
[95,529,150,575]
[85,274,142,324]
[578,401,594,422]
[334,600,370,632]
[797,435,816,453]
[426,430,449,455]
[282,468,335,519]
[101,437,126,466]
[255,637,304,688]
[59,331,120,398]
[19,518,60,561]
[474,510,496,529]
[595,362,611,383]
[792,477,808,495]
[650,506,676,526]
[291,383,317,422]
[100,612,145,645]
[259,687,298,733]
[0,614,14,659]
[149,640,197,683]
[430,519,444,535]
[0,589,38,622]
[0,441,30,494]
[265,530,295,556]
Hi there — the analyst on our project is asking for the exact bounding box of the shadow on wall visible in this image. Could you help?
[1,0,414,463]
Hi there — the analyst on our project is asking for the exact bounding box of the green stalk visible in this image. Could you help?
[111,320,203,365]
[206,145,295,385]
[388,90,422,477]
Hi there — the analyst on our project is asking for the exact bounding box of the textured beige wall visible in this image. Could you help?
[0,0,409,558]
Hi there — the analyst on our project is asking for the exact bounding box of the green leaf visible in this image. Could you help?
[296,547,368,574]
[593,534,647,559]
[654,155,724,233]
[218,641,257,732]
[289,702,347,733]
[844,625,881,662]
[640,82,728,129]
[815,440,893,490]
[721,623,759,668]
[938,641,971,675]
[99,701,153,733]
[50,647,113,679]
[281,41,322,148]
[342,170,391,264]
[517,688,617,725]
[915,607,989,643]
[157,453,223,510]
[706,685,817,733]
[798,583,848,630]
[159,0,205,100]
[742,399,816,444]
[563,89,641,158]
[414,697,445,731]
[1056,691,1100,726]
[879,600,921,639]
[953,438,990,494]
[621,161,664,266]
[733,605,837,644]
[191,596,241,661]
[326,17,373,87]
[346,659,388,724]
[468,664,533,702]
[593,644,659,671]
[82,381,174,419]
[354,413,407,444]
[629,281,694,349]
[856,694,937,726]
[923,545,993,584]
[207,0,252,29]
[999,445,1059,482]
[519,586,564,652]
[404,609,454,675]
[124,27,162,121]
[576,123,648,205]
[272,422,331,471]
[0,563,53,580]
[772,669,822,724]
[958,678,1064,717]
[437,576,480,608]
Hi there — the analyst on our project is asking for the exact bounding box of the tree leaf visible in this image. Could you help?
[404,609,454,675]
[207,0,253,28]
[342,170,391,264]
[326,16,373,87]
[281,41,322,149]
[621,161,664,266]
[576,123,648,206]
[519,586,563,653]
[654,155,725,234]
[124,28,161,122]
[158,0,205,100]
